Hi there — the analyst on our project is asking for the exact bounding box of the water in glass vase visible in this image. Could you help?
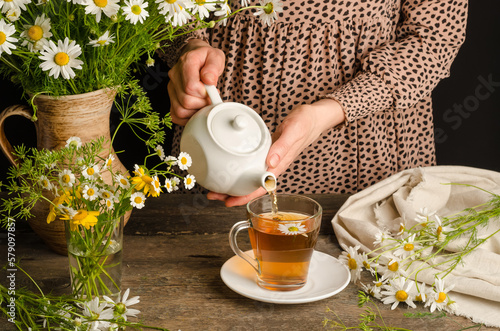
[67,238,123,300]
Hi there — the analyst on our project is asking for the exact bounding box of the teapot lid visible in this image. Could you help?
[208,104,267,154]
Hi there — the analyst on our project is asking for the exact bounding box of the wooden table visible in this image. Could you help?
[0,194,494,330]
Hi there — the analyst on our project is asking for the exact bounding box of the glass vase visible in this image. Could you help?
[64,215,124,300]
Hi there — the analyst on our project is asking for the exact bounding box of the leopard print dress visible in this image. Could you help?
[163,0,468,195]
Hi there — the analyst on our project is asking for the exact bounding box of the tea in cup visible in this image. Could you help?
[229,194,322,291]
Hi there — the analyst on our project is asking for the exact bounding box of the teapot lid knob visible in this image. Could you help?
[232,115,248,131]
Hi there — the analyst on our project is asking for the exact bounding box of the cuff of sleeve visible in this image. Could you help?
[157,30,210,68]
[321,71,394,124]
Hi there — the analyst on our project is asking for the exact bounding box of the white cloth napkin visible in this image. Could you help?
[332,165,500,327]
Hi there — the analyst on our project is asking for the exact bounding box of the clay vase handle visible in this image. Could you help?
[0,105,35,167]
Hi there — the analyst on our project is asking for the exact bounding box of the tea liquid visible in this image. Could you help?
[248,212,319,291]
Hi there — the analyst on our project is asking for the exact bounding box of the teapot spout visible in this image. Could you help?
[261,172,277,192]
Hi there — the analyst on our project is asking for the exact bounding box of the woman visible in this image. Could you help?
[163,0,468,206]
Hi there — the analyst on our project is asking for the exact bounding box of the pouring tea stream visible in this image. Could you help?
[180,85,276,196]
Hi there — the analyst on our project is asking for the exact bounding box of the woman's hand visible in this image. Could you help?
[207,98,346,207]
[167,39,225,126]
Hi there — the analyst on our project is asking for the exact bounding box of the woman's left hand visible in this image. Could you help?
[207,98,346,207]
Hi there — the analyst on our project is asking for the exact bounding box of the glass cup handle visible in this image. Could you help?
[229,220,260,274]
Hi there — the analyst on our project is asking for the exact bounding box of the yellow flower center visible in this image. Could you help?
[62,174,71,183]
[186,177,192,185]
[106,200,112,207]
[106,159,113,166]
[404,243,414,251]
[134,196,143,204]
[154,180,160,189]
[347,258,357,270]
[180,157,187,165]
[195,0,205,4]
[54,52,70,66]
[395,290,408,302]
[388,261,399,272]
[120,178,128,185]
[94,0,108,8]
[87,188,95,196]
[41,179,49,187]
[415,294,424,302]
[166,0,177,4]
[86,168,95,176]
[0,32,6,45]
[437,225,443,236]
[28,25,44,41]
[97,40,107,45]
[288,226,298,232]
[102,192,111,199]
[73,210,88,221]
[436,292,447,303]
[363,261,371,269]
[142,175,153,184]
[131,5,142,14]
[399,224,405,232]
[375,282,382,287]
[263,2,274,14]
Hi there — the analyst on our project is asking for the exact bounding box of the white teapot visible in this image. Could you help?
[180,85,276,196]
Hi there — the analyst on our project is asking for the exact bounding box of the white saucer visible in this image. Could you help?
[220,250,350,304]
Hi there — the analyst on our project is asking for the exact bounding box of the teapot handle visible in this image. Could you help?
[204,85,223,105]
[0,104,35,167]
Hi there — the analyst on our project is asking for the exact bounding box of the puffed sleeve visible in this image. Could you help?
[325,0,468,123]
[157,29,210,68]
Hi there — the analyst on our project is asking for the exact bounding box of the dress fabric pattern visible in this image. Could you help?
[164,0,468,194]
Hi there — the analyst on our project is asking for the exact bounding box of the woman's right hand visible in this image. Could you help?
[167,39,225,126]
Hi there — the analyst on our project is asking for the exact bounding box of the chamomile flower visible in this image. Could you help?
[164,178,173,193]
[381,277,416,310]
[130,192,146,209]
[0,0,30,13]
[361,279,387,300]
[122,0,149,25]
[373,229,393,247]
[104,198,114,210]
[156,0,193,16]
[214,1,231,26]
[184,174,196,190]
[5,7,21,22]
[165,6,191,27]
[115,174,130,189]
[131,165,155,195]
[155,145,165,160]
[104,154,115,168]
[360,252,378,276]
[191,0,216,20]
[339,244,363,283]
[378,255,408,280]
[82,164,100,180]
[20,14,52,52]
[150,175,162,197]
[414,282,429,303]
[253,0,283,27]
[59,169,76,188]
[39,37,83,79]
[82,184,99,201]
[278,222,307,235]
[83,0,120,23]
[81,297,114,330]
[393,233,422,260]
[103,288,141,321]
[431,214,454,243]
[177,152,192,170]
[39,175,54,191]
[426,277,455,313]
[99,189,114,201]
[171,176,180,191]
[146,57,154,67]
[415,207,437,226]
[65,136,82,149]
[88,30,115,47]
[0,19,17,55]
[165,155,177,167]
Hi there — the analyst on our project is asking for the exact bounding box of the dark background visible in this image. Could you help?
[1,1,499,181]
